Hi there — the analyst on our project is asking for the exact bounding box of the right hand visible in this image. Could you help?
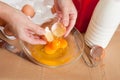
[0,2,47,45]
[8,10,47,45]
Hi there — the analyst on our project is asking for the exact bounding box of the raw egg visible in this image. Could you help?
[21,4,35,18]
[44,38,68,55]
[0,18,6,26]
[51,5,56,14]
[4,24,14,36]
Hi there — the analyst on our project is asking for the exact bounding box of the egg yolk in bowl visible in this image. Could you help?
[21,28,84,68]
[27,38,71,66]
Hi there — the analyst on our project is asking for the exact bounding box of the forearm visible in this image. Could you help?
[55,0,72,2]
[54,0,73,7]
[0,1,17,23]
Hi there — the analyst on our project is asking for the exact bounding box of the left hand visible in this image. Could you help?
[54,0,77,37]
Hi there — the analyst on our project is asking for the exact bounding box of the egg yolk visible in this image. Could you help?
[51,39,61,49]
[30,38,69,66]
[59,38,68,49]
[44,38,68,54]
[44,44,56,54]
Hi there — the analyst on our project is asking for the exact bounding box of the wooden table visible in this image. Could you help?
[0,27,120,80]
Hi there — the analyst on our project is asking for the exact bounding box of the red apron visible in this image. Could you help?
[73,0,99,33]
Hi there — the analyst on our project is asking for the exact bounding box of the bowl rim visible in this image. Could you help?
[19,27,85,68]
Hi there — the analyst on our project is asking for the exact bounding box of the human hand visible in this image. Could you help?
[54,0,77,37]
[0,2,47,45]
[8,10,47,45]
[2,7,47,45]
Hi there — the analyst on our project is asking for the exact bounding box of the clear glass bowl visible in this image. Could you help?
[9,0,84,68]
[20,28,84,68]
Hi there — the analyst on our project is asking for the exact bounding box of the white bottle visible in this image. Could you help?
[85,0,120,48]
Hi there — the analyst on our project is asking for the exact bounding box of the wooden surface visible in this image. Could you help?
[0,27,120,80]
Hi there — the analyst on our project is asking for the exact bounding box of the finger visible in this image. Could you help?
[26,38,47,45]
[56,12,62,19]
[30,24,45,36]
[20,33,46,45]
[61,8,69,27]
[64,13,77,37]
